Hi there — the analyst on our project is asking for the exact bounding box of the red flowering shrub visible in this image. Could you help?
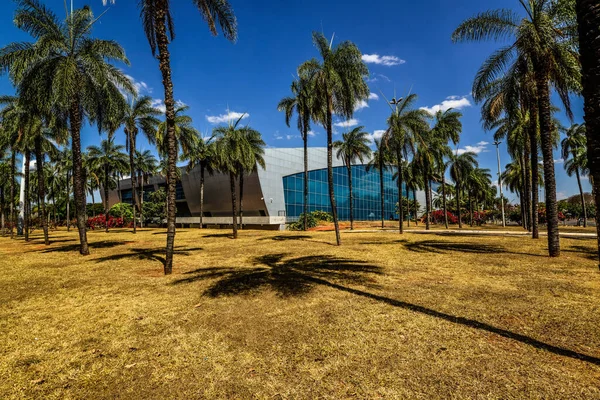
[86,214,126,230]
[426,210,459,224]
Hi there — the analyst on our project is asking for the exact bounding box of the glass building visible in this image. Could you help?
[106,147,423,229]
[283,165,409,221]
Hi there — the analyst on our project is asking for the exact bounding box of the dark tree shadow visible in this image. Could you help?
[38,240,129,253]
[31,238,75,245]
[152,231,189,235]
[202,233,234,238]
[94,246,203,266]
[402,239,546,257]
[562,245,598,261]
[172,253,383,297]
[257,235,312,242]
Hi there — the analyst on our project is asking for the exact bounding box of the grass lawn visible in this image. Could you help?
[1,227,599,399]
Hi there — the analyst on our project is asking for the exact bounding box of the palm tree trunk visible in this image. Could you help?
[116,173,122,203]
[129,132,137,234]
[239,171,244,229]
[523,144,532,232]
[575,168,588,228]
[24,150,30,242]
[70,100,89,255]
[199,165,204,229]
[535,68,560,257]
[469,192,473,227]
[424,177,431,230]
[576,0,600,266]
[53,194,57,225]
[139,171,144,228]
[326,97,341,245]
[66,170,71,232]
[35,136,49,245]
[406,189,411,228]
[348,163,354,230]
[529,107,540,239]
[396,150,403,234]
[442,174,448,229]
[230,171,238,239]
[9,150,15,239]
[1,186,5,234]
[104,165,110,233]
[379,162,385,229]
[155,3,178,273]
[303,121,309,231]
[413,188,418,226]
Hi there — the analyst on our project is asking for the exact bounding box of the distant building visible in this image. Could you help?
[104,148,422,229]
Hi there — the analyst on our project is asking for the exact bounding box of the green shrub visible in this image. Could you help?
[310,210,333,222]
[109,203,134,222]
[288,212,318,231]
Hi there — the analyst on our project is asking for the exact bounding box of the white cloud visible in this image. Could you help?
[334,118,359,128]
[275,135,283,140]
[366,129,387,143]
[362,54,406,66]
[554,158,564,164]
[307,130,318,137]
[286,134,300,140]
[125,74,151,95]
[368,93,379,100]
[206,110,249,124]
[366,73,391,83]
[151,99,186,114]
[557,191,568,200]
[354,100,369,111]
[456,142,489,155]
[420,96,472,114]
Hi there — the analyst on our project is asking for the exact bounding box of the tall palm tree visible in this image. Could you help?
[87,139,128,232]
[450,152,479,229]
[576,0,600,267]
[135,0,237,274]
[452,0,581,257]
[430,109,463,228]
[214,115,257,239]
[334,126,372,230]
[123,96,161,233]
[182,136,216,229]
[237,128,266,229]
[155,104,199,158]
[298,32,369,245]
[278,75,314,231]
[366,139,391,229]
[0,0,134,255]
[561,123,588,227]
[467,168,493,226]
[135,149,158,228]
[383,94,430,233]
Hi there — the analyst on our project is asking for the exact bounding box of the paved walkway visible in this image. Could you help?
[347,228,597,238]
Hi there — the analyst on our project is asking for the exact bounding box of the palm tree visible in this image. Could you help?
[134,0,237,274]
[155,104,199,159]
[450,152,479,228]
[214,115,259,239]
[238,128,266,229]
[562,124,588,227]
[87,139,128,232]
[405,160,423,226]
[430,109,463,228]
[298,32,369,245]
[182,136,216,229]
[334,126,372,230]
[135,149,158,228]
[123,96,161,233]
[278,75,314,231]
[576,0,600,267]
[366,139,391,229]
[467,168,493,226]
[0,1,134,255]
[383,94,430,233]
[452,0,581,257]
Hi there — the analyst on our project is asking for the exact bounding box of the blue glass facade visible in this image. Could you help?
[283,165,410,221]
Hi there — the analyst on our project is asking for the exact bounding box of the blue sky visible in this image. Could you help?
[0,0,589,203]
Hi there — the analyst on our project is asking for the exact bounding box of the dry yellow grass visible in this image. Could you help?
[1,227,599,399]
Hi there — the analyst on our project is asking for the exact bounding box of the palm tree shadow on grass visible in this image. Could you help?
[175,252,600,367]
[172,253,383,297]
[562,245,597,261]
[38,240,131,253]
[94,246,203,266]
[401,240,547,257]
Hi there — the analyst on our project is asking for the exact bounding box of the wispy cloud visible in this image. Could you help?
[125,74,151,95]
[354,100,369,111]
[420,96,472,114]
[151,99,186,114]
[334,119,359,128]
[456,142,489,155]
[362,54,406,66]
[206,110,249,124]
[366,129,386,143]
[554,158,564,164]
[307,130,318,137]
[368,93,379,100]
[366,73,391,83]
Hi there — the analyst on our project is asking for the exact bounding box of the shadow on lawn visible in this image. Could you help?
[368,239,546,257]
[38,240,130,253]
[177,252,600,367]
[562,245,597,261]
[172,253,382,297]
[94,246,203,266]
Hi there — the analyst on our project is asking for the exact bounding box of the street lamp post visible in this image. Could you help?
[493,141,506,227]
